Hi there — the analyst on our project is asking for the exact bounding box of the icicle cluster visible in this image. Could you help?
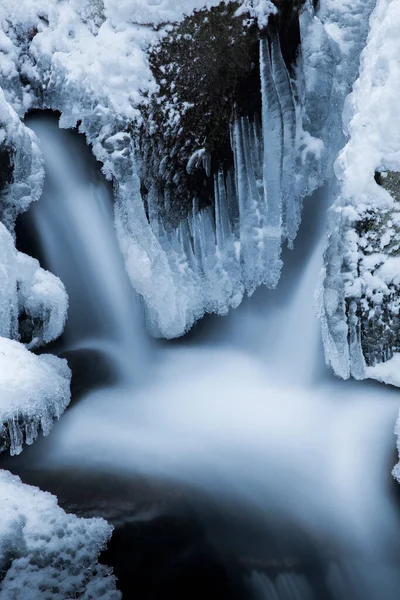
[118,32,308,336]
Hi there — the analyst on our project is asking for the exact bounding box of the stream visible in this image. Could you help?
[2,112,400,600]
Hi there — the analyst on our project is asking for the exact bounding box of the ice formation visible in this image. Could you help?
[0,338,70,456]
[0,216,69,455]
[0,221,70,456]
[0,470,120,599]
[320,0,400,383]
[0,0,394,346]
[0,0,328,338]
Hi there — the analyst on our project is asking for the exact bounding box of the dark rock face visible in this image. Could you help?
[139,2,260,226]
[138,0,307,227]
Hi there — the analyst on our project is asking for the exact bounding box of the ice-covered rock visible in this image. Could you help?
[0,0,313,338]
[0,89,43,229]
[320,0,400,382]
[0,337,71,456]
[0,470,120,599]
[0,0,384,342]
[0,220,69,455]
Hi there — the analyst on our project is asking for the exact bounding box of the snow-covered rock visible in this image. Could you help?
[0,470,120,599]
[0,338,71,456]
[0,0,319,339]
[0,0,390,346]
[0,220,69,455]
[320,0,400,382]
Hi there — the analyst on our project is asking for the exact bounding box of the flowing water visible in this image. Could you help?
[5,113,400,599]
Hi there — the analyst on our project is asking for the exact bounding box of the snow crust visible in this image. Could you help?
[0,470,120,599]
[320,0,400,381]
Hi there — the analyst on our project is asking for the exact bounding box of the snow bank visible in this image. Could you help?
[320,0,400,382]
[0,470,120,599]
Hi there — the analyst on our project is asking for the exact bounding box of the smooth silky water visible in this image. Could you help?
[4,113,400,600]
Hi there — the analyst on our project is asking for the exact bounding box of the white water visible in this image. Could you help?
[25,115,400,599]
[27,115,148,380]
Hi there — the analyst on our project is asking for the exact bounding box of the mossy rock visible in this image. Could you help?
[139,2,260,225]
[139,1,306,226]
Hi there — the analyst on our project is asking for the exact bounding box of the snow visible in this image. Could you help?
[0,0,289,338]
[235,0,277,28]
[0,221,68,349]
[0,337,71,456]
[0,470,120,599]
[320,0,400,381]
[16,250,68,349]
[0,219,69,455]
[367,353,400,388]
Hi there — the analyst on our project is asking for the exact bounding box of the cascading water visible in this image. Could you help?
[25,113,148,380]
[6,113,400,600]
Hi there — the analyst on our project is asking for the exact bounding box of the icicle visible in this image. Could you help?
[270,31,299,246]
[214,171,233,250]
[232,117,263,290]
[225,168,240,235]
[260,37,283,234]
[7,416,24,457]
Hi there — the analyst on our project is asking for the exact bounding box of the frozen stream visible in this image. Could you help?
[4,113,400,600]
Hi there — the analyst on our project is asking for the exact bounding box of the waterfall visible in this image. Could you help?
[14,114,400,599]
[25,113,148,380]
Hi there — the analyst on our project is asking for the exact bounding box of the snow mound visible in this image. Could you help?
[0,337,71,456]
[0,470,120,599]
[320,0,400,382]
